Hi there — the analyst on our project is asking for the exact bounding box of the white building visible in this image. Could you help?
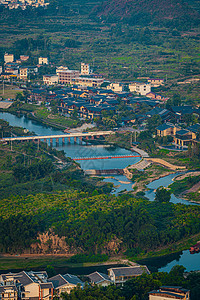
[72,77,104,87]
[108,82,124,92]
[43,74,59,85]
[129,82,151,95]
[38,57,49,65]
[81,63,91,75]
[56,66,79,84]
[4,53,14,64]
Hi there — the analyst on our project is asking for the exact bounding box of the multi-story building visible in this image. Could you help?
[0,271,53,300]
[72,77,104,87]
[129,82,151,95]
[4,53,14,64]
[0,286,18,300]
[38,57,49,65]
[81,63,91,75]
[43,74,59,85]
[149,286,190,300]
[56,66,79,84]
[20,67,29,80]
[108,82,124,92]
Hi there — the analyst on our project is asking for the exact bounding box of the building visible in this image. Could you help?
[48,274,84,296]
[20,67,29,80]
[81,63,91,75]
[174,129,197,148]
[38,57,49,65]
[0,66,2,74]
[149,286,190,300]
[43,75,59,85]
[0,286,18,300]
[108,83,124,92]
[56,67,79,85]
[0,271,53,300]
[129,82,151,95]
[156,123,180,137]
[87,272,112,287]
[20,55,30,62]
[72,77,104,87]
[4,53,14,64]
[108,266,150,286]
[147,78,164,87]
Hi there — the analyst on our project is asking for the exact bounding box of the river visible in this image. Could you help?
[0,112,200,273]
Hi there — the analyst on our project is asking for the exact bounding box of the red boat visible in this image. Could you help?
[189,241,200,254]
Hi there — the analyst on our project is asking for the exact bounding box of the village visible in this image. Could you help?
[1,53,200,150]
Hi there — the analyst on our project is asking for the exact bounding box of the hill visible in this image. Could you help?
[92,0,200,27]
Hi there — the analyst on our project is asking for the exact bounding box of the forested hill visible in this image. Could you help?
[92,0,200,27]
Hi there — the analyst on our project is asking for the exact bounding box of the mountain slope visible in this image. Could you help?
[92,0,200,26]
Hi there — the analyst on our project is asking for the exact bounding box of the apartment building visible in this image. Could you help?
[56,66,79,84]
[129,82,151,95]
[81,63,90,75]
[20,68,29,80]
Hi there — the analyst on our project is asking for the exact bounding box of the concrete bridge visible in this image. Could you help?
[0,131,113,144]
[74,154,140,161]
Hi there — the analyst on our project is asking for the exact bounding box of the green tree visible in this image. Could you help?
[155,187,171,203]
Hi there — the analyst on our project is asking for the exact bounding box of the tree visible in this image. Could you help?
[155,187,171,203]
[147,115,162,133]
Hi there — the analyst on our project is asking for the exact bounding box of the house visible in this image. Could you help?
[107,266,150,286]
[147,78,164,87]
[48,274,84,295]
[146,92,169,102]
[87,272,112,287]
[149,286,190,300]
[43,75,59,85]
[174,129,196,147]
[4,53,14,64]
[146,107,174,122]
[129,82,151,95]
[81,63,91,75]
[38,57,49,65]
[156,123,180,137]
[108,83,124,92]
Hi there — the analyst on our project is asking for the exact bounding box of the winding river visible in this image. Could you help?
[0,112,200,273]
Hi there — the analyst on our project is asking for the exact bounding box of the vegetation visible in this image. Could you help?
[155,187,171,203]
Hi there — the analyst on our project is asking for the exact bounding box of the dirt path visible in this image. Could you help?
[175,171,200,181]
[146,158,186,170]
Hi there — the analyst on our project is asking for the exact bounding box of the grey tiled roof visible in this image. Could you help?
[109,266,149,276]
[87,272,111,284]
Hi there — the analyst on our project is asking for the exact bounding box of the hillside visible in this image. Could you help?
[92,0,200,27]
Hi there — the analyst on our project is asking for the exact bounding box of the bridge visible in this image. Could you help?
[84,169,125,176]
[1,131,113,143]
[74,154,140,161]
